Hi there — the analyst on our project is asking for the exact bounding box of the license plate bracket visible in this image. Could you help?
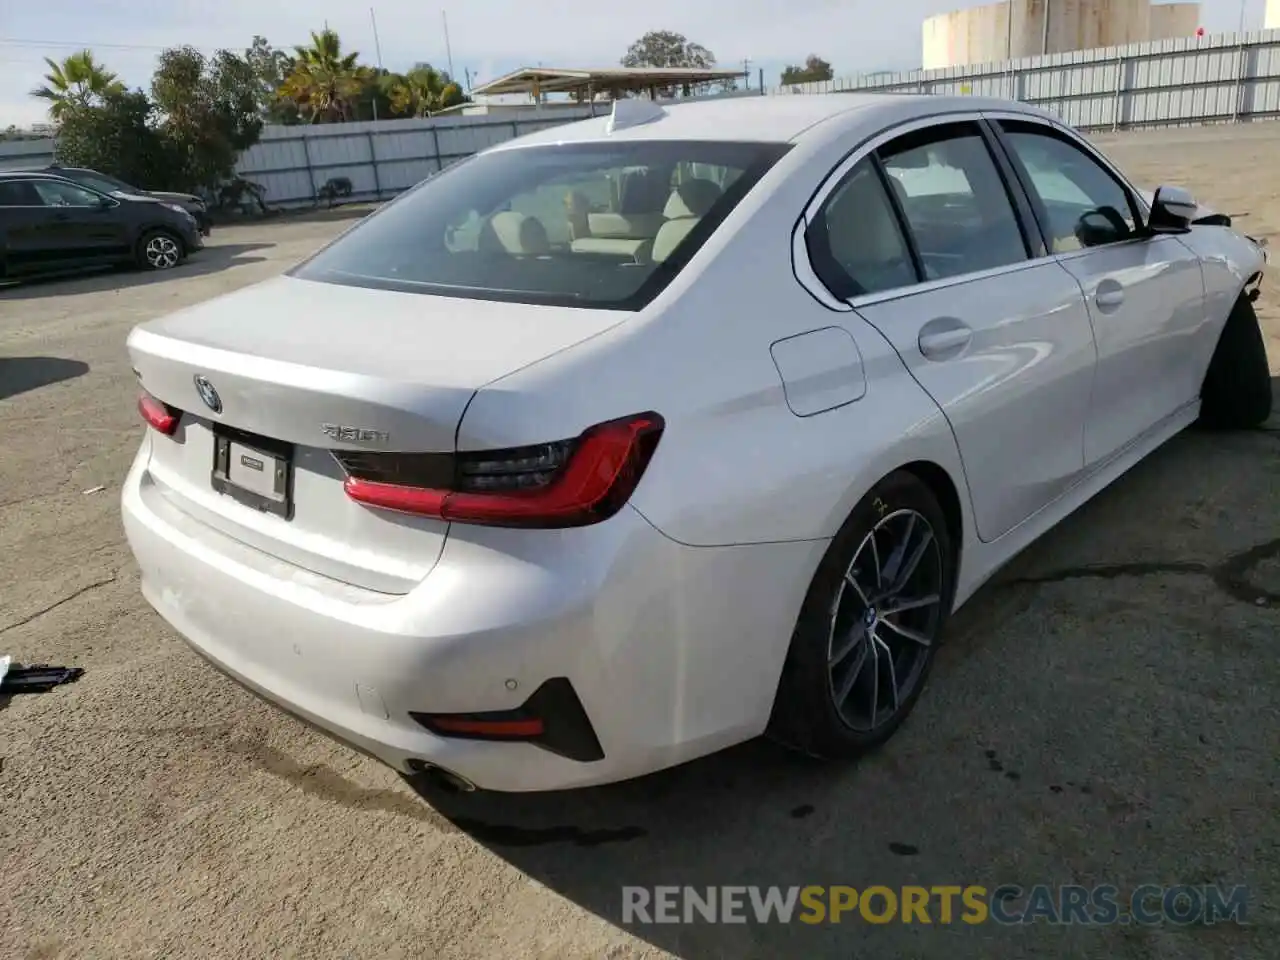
[210,425,294,520]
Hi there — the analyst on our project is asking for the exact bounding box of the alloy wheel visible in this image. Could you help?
[826,508,945,733]
[145,235,181,269]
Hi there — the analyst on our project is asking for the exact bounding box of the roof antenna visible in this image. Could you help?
[606,98,666,134]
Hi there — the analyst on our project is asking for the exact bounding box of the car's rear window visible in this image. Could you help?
[290,139,790,310]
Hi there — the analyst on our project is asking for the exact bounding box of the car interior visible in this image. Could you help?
[464,162,737,271]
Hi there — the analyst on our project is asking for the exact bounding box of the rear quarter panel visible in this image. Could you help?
[460,137,972,550]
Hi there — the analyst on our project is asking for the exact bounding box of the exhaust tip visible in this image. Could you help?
[410,761,477,793]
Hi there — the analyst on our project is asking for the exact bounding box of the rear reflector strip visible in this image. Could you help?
[338,412,664,529]
[138,391,180,436]
[411,677,604,762]
[427,717,546,738]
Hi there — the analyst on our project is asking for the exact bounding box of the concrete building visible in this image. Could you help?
[1150,3,1200,39]
[1267,0,1280,30]
[923,0,1201,70]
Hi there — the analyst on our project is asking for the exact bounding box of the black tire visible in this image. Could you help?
[135,229,185,271]
[1199,295,1272,429]
[768,470,957,759]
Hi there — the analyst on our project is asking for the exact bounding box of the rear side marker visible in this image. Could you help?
[411,677,605,763]
[337,412,664,529]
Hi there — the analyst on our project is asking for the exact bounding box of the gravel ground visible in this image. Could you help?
[1,124,1278,960]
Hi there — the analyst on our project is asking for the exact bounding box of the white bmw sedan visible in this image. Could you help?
[122,94,1272,792]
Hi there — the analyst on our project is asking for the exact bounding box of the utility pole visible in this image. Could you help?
[442,11,456,81]
[370,8,384,121]
[370,8,384,69]
[742,57,752,90]
[1042,0,1051,56]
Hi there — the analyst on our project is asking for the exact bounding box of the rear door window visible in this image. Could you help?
[292,140,790,310]
[31,180,104,207]
[0,180,41,206]
[878,122,1030,282]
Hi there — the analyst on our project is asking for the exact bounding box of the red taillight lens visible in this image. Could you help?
[338,412,664,528]
[138,391,180,436]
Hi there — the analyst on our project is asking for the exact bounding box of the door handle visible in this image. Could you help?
[918,323,973,359]
[1094,282,1125,311]
[52,212,71,221]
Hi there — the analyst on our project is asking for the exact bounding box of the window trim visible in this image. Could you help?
[798,111,1046,309]
[872,153,926,282]
[982,111,1151,259]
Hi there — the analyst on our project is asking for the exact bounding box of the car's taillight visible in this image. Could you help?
[138,391,180,436]
[336,412,664,528]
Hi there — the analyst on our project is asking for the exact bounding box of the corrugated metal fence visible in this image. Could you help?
[0,106,599,206]
[772,29,1280,132]
[235,107,598,206]
[4,29,1280,205]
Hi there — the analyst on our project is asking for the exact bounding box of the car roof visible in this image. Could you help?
[0,170,75,180]
[491,93,1060,151]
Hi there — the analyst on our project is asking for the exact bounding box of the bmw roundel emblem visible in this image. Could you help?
[193,375,222,414]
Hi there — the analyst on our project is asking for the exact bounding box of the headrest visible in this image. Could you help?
[663,178,723,219]
[480,211,550,255]
[619,170,669,214]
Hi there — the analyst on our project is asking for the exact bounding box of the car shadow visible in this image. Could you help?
[0,242,274,300]
[0,356,89,401]
[401,402,1280,959]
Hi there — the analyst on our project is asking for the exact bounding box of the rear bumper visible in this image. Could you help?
[121,442,824,791]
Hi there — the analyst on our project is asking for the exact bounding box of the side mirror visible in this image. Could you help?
[96,196,115,210]
[1148,185,1196,233]
[1075,208,1130,247]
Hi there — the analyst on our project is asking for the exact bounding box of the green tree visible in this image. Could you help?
[150,46,264,189]
[54,91,175,189]
[621,30,716,69]
[388,64,464,117]
[30,50,125,120]
[244,35,299,123]
[280,29,371,123]
[781,55,834,86]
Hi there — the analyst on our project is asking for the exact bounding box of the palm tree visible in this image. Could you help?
[388,64,463,118]
[279,29,369,123]
[30,50,125,120]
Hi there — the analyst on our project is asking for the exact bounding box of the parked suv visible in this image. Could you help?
[0,172,203,280]
[35,165,211,235]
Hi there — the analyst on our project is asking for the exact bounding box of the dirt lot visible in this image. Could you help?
[1,124,1278,960]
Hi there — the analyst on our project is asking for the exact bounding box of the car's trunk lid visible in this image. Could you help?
[128,276,626,593]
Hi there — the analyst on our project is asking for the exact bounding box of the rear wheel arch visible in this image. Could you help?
[898,460,965,573]
[767,465,960,757]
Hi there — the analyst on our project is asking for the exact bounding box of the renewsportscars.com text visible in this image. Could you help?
[621,884,1249,926]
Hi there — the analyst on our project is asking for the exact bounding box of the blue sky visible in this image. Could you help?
[0,0,1267,127]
